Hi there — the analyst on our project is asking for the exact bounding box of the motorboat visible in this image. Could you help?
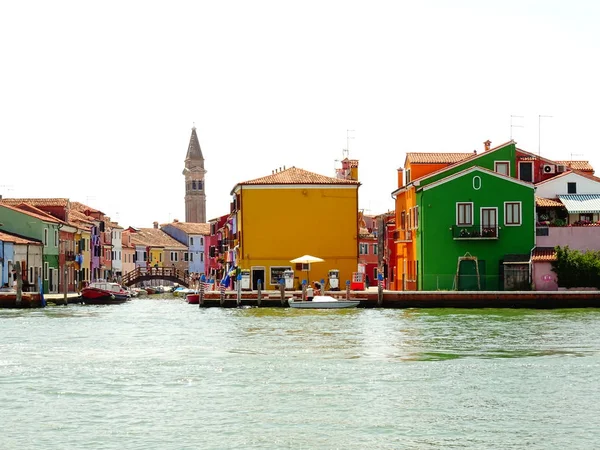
[288,295,360,309]
[81,281,131,304]
[186,292,200,304]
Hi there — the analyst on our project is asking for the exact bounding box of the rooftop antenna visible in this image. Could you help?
[343,129,355,159]
[570,152,583,161]
[510,115,524,140]
[538,115,553,156]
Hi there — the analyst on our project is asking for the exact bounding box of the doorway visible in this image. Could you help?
[251,267,265,290]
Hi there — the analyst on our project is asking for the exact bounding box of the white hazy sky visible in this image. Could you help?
[2,0,599,228]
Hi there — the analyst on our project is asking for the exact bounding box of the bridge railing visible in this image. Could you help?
[122,267,189,287]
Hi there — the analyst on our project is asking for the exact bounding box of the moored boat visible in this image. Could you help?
[81,281,131,305]
[186,293,200,304]
[288,295,360,309]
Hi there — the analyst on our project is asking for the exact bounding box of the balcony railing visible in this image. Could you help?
[396,230,412,242]
[452,225,499,240]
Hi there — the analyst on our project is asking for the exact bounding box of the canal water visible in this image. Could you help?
[1,297,599,449]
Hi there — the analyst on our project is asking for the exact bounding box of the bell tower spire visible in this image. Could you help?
[183,126,206,223]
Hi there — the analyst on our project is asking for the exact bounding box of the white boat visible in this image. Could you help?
[288,295,360,309]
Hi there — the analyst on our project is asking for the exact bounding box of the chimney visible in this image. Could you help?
[174,219,179,223]
[484,140,491,152]
[153,221,158,229]
[397,168,404,188]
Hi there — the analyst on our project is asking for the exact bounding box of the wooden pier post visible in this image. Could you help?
[377,272,384,307]
[279,279,286,306]
[63,267,68,306]
[15,262,22,306]
[237,274,242,307]
[302,280,307,301]
[345,280,350,300]
[199,274,205,308]
[220,280,226,307]
[257,280,262,306]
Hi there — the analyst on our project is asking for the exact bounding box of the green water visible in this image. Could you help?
[1,298,599,449]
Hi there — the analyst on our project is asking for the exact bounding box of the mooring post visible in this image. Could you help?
[63,267,68,306]
[237,274,242,307]
[257,280,262,306]
[220,279,226,307]
[199,274,205,308]
[301,279,307,301]
[320,278,325,296]
[346,280,350,300]
[280,278,286,306]
[15,263,22,306]
[377,272,384,307]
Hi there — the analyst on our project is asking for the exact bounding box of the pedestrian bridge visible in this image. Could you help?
[121,267,190,288]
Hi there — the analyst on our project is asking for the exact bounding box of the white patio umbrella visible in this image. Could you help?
[290,254,324,284]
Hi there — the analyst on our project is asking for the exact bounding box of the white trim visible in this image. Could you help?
[421,166,535,192]
[494,160,511,177]
[456,202,474,226]
[44,262,49,281]
[472,175,482,190]
[504,201,522,226]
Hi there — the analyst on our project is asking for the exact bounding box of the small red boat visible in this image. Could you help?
[81,281,131,305]
[186,293,200,304]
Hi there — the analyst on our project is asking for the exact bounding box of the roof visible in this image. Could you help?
[129,228,187,249]
[71,201,103,215]
[420,165,534,192]
[535,169,600,186]
[405,152,474,165]
[558,194,600,214]
[0,198,69,207]
[409,140,515,186]
[0,203,63,224]
[555,160,595,172]
[0,230,42,245]
[232,166,360,194]
[503,254,531,264]
[185,127,204,161]
[164,221,210,235]
[532,247,557,262]
[536,196,564,208]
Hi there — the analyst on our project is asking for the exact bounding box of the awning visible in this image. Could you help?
[558,194,600,214]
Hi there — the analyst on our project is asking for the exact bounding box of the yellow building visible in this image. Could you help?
[230,166,360,289]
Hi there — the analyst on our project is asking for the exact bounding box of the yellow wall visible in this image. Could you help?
[237,185,359,288]
[150,248,163,267]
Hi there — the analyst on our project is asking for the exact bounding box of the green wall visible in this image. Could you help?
[416,168,535,291]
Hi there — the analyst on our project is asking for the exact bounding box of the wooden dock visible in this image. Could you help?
[195,289,600,309]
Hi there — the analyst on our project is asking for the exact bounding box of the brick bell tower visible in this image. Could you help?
[182,126,206,223]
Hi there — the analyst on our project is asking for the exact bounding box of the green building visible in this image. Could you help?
[413,143,535,291]
[0,204,62,293]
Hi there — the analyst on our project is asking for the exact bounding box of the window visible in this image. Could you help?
[456,203,473,226]
[567,182,577,194]
[359,243,369,255]
[400,211,406,230]
[190,237,194,246]
[44,229,48,246]
[200,253,203,262]
[200,237,204,246]
[184,252,189,262]
[270,266,292,285]
[494,161,510,176]
[519,162,533,182]
[505,202,522,226]
[579,213,593,223]
[373,244,378,255]
[170,252,178,262]
[405,169,411,185]
[44,262,49,280]
[414,206,419,229]
[190,253,194,262]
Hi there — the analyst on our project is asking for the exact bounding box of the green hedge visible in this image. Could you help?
[552,246,600,288]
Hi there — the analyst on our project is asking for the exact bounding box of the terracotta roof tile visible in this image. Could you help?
[555,160,594,172]
[405,152,474,164]
[0,198,70,207]
[71,201,103,215]
[536,196,564,208]
[532,247,557,262]
[235,166,360,191]
[0,203,62,224]
[164,221,210,235]
[130,228,187,249]
[0,230,42,245]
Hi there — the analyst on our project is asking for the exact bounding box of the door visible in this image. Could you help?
[481,208,498,237]
[457,259,486,291]
[251,267,265,290]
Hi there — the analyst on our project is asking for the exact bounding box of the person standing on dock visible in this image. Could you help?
[306,284,314,301]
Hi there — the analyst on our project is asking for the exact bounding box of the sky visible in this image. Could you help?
[2,0,600,228]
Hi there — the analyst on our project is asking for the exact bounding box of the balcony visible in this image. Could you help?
[393,229,412,242]
[452,225,499,240]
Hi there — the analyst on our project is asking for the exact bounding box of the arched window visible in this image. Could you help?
[192,181,197,190]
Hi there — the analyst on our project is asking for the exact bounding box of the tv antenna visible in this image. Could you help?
[343,129,355,159]
[510,115,524,140]
[538,115,553,156]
